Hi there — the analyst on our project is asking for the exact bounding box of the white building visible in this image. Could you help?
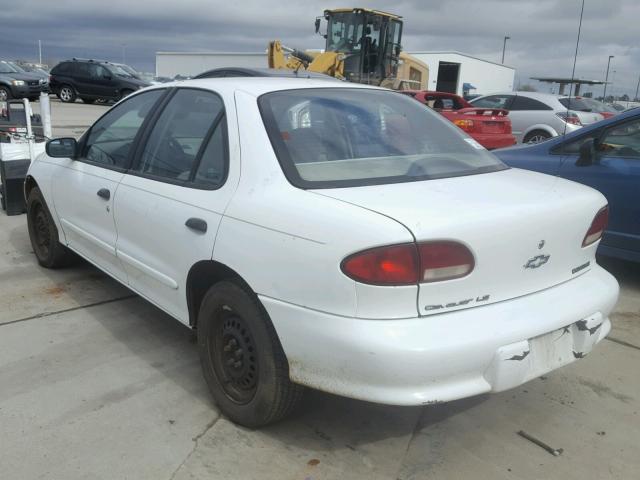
[409,51,515,96]
[155,50,516,96]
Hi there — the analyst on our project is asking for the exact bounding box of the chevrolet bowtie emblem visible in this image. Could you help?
[524,254,550,269]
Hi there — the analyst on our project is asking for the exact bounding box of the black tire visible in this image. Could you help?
[0,85,11,101]
[81,97,96,104]
[58,85,76,103]
[523,130,552,144]
[198,280,303,427]
[119,89,134,101]
[26,187,73,268]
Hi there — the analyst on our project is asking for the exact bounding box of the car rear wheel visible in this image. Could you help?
[0,86,11,101]
[59,85,76,103]
[524,130,552,144]
[27,187,74,268]
[197,280,303,427]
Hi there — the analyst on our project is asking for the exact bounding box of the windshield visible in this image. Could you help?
[259,88,506,188]
[107,65,134,78]
[0,61,19,74]
[327,12,365,54]
[8,62,26,73]
[559,97,617,113]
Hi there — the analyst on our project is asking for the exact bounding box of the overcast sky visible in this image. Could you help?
[4,0,639,96]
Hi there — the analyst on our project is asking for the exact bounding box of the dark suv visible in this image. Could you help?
[49,59,150,104]
[0,60,46,101]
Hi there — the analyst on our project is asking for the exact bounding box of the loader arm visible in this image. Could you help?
[268,40,345,79]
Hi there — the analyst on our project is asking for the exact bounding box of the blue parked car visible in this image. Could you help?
[494,108,640,262]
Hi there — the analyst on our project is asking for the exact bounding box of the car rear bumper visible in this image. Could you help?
[261,264,618,406]
[472,133,516,150]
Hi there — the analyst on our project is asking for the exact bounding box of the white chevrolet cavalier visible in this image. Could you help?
[26,78,619,427]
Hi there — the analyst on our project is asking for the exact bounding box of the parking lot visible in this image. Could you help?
[1,98,639,479]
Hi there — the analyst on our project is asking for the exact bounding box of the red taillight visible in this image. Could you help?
[341,244,419,285]
[341,241,474,286]
[583,206,609,247]
[556,112,582,125]
[454,119,475,132]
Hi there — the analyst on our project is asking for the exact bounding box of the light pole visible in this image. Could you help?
[502,36,510,64]
[603,55,614,101]
[634,75,640,102]
[38,40,42,65]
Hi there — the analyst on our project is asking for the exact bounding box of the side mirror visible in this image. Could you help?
[315,18,321,34]
[46,138,78,158]
[576,138,596,167]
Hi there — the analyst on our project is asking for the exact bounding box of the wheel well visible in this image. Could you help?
[524,128,553,140]
[186,260,252,329]
[24,175,38,199]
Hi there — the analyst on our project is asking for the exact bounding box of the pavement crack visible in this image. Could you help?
[168,414,221,480]
[0,294,137,327]
[606,336,640,351]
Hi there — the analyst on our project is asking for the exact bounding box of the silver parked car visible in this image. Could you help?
[471,91,603,143]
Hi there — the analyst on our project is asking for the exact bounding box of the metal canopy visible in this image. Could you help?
[531,77,607,96]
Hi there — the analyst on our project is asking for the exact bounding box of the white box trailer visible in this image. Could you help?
[408,51,515,96]
[156,52,268,78]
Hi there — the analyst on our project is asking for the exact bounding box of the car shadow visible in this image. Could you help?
[598,255,640,288]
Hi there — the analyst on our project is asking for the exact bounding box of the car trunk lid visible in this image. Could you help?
[313,168,605,316]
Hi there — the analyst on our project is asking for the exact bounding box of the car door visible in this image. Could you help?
[73,63,95,97]
[508,95,554,142]
[51,89,166,282]
[557,117,640,254]
[92,64,118,98]
[114,87,239,323]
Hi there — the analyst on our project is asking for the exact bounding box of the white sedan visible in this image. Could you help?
[25,78,619,427]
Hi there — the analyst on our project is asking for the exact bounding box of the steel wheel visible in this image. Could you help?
[30,203,51,259]
[0,87,9,101]
[209,307,259,404]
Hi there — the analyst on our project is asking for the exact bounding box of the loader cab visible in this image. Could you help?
[322,8,402,87]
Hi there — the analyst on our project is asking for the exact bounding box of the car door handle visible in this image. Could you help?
[97,188,110,200]
[185,217,207,233]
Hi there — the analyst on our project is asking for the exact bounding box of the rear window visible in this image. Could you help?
[52,62,74,75]
[259,88,506,188]
[559,98,594,112]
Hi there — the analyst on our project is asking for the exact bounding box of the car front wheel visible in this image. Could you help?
[27,187,73,268]
[197,280,303,427]
[0,86,11,101]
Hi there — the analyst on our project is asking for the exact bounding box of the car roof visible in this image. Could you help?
[150,76,377,97]
[193,67,338,80]
[478,91,565,100]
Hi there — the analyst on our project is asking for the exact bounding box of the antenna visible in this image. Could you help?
[562,0,585,139]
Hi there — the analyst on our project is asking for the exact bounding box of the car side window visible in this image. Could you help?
[599,119,640,158]
[76,63,91,78]
[552,133,599,155]
[135,89,225,185]
[472,95,513,109]
[510,96,552,111]
[81,89,164,168]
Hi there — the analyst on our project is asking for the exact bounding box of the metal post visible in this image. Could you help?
[38,40,42,65]
[23,99,35,162]
[603,55,614,101]
[40,90,52,139]
[634,75,640,102]
[502,36,510,64]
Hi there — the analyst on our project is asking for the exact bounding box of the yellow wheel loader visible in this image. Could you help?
[268,8,429,90]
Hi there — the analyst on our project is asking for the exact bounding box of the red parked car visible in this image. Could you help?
[401,91,516,149]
